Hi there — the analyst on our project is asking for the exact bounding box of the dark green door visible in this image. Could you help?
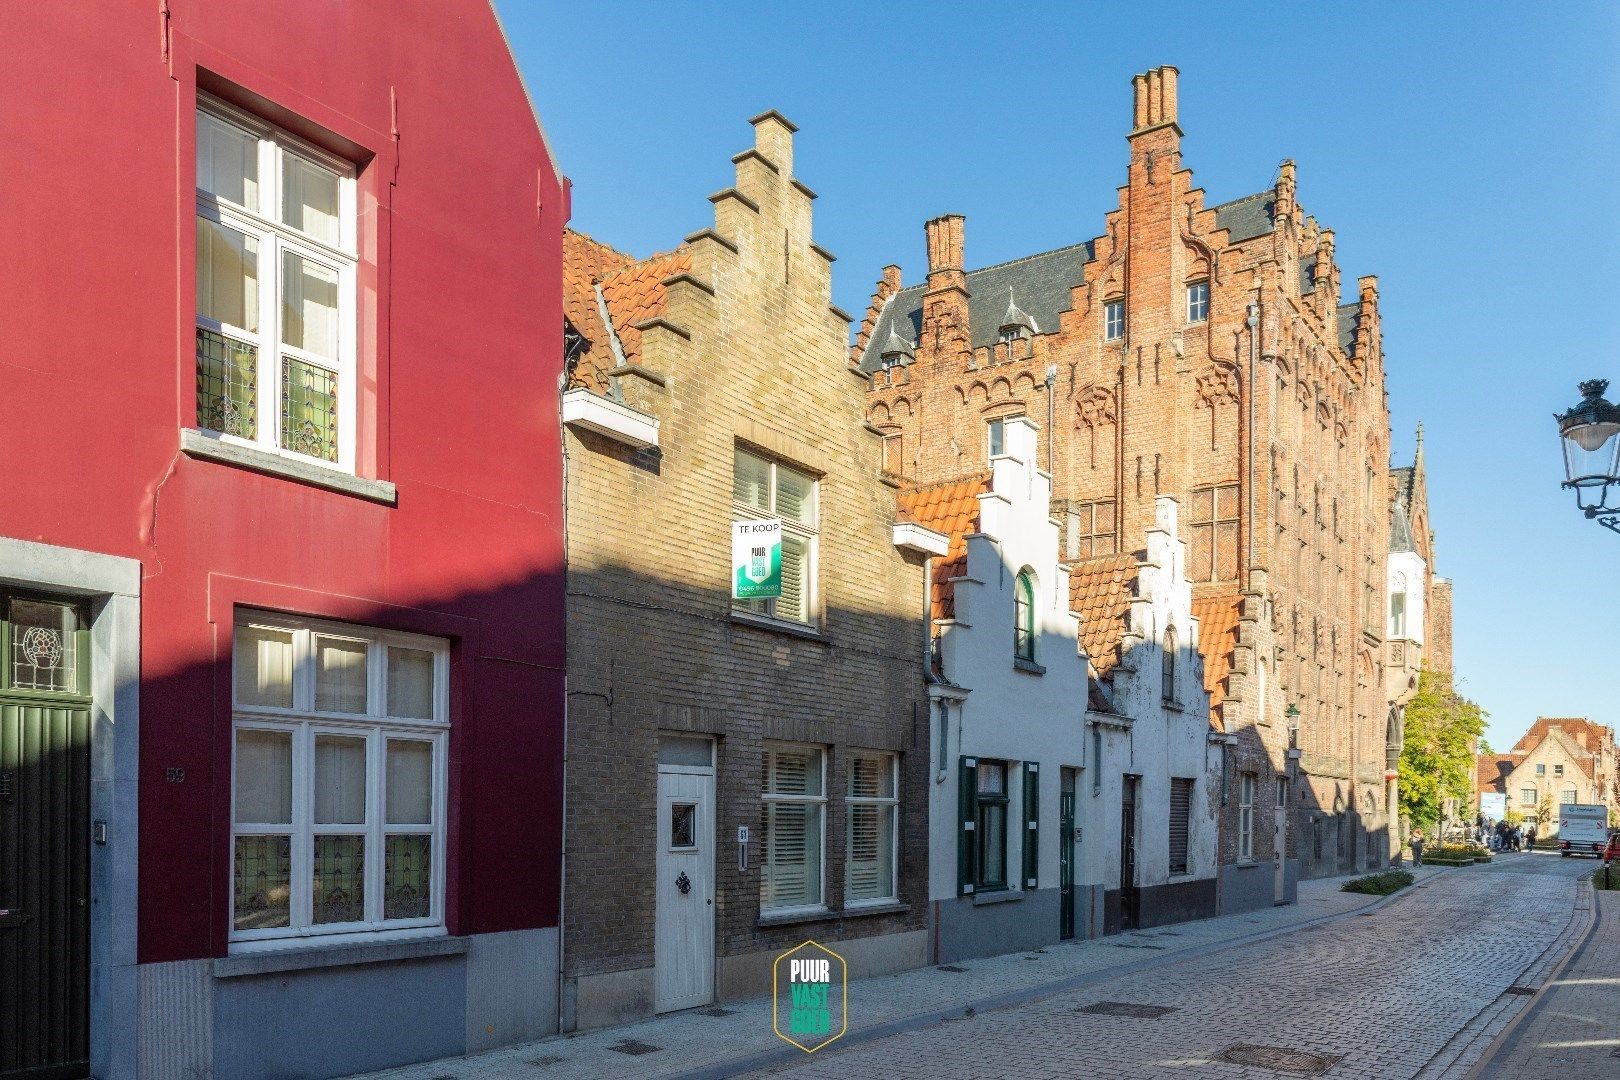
[0,595,91,1080]
[1059,769,1076,940]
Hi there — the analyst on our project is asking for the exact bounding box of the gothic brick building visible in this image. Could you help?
[854,66,1396,880]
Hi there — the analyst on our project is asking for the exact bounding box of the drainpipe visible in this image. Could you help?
[1045,363,1057,477]
[1245,303,1259,574]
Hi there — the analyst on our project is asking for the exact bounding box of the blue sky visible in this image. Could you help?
[499,1,1620,754]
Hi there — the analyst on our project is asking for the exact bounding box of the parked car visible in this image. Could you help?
[1604,831,1620,863]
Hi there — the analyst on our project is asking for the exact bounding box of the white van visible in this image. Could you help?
[1558,804,1610,857]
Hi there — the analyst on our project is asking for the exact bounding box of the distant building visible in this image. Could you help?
[1477,718,1618,832]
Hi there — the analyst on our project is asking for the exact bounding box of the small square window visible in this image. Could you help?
[670,803,697,849]
[1104,298,1125,341]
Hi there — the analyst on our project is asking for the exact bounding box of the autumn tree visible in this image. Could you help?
[1398,669,1487,831]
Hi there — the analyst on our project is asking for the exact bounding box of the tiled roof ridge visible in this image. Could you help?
[598,243,691,287]
[564,226,637,265]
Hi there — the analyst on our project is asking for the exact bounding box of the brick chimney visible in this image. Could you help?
[1131,66,1180,134]
[920,214,971,364]
[1275,160,1297,226]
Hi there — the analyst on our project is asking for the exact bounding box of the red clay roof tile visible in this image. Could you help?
[896,475,990,622]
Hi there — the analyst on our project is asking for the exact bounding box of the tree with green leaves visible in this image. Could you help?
[1536,794,1555,828]
[1397,669,1487,832]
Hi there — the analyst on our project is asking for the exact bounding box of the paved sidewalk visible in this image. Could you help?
[351,866,1444,1080]
[1474,879,1618,1078]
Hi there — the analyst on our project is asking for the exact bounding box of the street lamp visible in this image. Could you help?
[1556,379,1620,535]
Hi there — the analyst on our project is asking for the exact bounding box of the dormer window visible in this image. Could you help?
[1104,298,1125,342]
[881,353,903,371]
[998,325,1028,344]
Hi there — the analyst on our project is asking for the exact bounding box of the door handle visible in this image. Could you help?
[0,909,33,929]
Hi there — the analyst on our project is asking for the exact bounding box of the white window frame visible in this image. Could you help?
[1104,298,1126,342]
[760,742,828,915]
[1238,772,1256,860]
[230,611,449,951]
[987,417,1006,459]
[196,94,359,473]
[845,750,900,907]
[732,448,820,627]
[1522,787,1537,805]
[1186,280,1209,324]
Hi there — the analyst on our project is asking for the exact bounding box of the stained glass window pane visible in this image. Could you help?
[670,803,696,849]
[235,625,293,708]
[281,357,339,461]
[383,835,431,920]
[9,598,78,693]
[197,110,259,209]
[313,635,367,713]
[196,216,259,331]
[281,152,341,245]
[196,329,258,439]
[385,740,433,825]
[235,729,292,824]
[233,835,290,930]
[281,251,339,359]
[314,735,366,825]
[312,835,364,924]
[386,647,435,720]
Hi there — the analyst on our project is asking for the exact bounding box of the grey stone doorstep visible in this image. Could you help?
[346,867,1450,1080]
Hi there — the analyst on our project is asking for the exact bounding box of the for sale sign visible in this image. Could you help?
[732,519,782,599]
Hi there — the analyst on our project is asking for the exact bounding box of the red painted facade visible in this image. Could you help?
[0,2,566,964]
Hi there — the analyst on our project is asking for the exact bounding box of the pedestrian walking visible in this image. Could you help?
[1410,828,1424,867]
[1527,824,1538,852]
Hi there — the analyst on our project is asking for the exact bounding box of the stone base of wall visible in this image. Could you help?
[1139,876,1219,927]
[1218,860,1297,915]
[565,965,654,1033]
[718,928,928,1002]
[933,890,1061,964]
[136,928,557,1080]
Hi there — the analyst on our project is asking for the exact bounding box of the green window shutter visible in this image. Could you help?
[958,756,978,895]
[1023,762,1040,889]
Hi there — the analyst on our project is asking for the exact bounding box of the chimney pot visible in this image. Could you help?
[1131,65,1180,132]
[925,214,966,273]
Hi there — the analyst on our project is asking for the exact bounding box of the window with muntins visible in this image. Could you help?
[1522,787,1537,804]
[761,744,825,912]
[974,761,1009,891]
[1187,484,1240,582]
[1238,773,1256,860]
[1536,763,1546,775]
[1186,280,1209,324]
[733,448,818,626]
[846,751,898,905]
[1014,571,1036,663]
[1067,500,1117,559]
[196,97,357,470]
[1104,298,1125,342]
[230,613,447,948]
[1161,627,1177,702]
[1555,764,1564,777]
[1561,786,1577,804]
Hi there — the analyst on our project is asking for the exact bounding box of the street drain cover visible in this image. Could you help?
[1505,986,1538,996]
[937,964,968,972]
[701,1007,736,1016]
[1077,1001,1178,1019]
[609,1040,662,1056]
[1218,1044,1341,1075]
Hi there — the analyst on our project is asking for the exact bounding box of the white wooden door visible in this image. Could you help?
[655,768,715,1012]
[1273,806,1287,903]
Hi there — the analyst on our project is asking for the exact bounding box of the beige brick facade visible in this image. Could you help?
[857,67,1395,879]
[561,113,930,1031]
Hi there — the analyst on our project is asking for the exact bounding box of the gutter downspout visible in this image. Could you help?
[555,368,571,1035]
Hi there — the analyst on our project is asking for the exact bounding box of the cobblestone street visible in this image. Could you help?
[353,854,1598,1080]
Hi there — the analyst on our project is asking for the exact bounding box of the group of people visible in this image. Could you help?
[1480,814,1536,852]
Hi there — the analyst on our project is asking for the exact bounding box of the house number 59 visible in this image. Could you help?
[165,768,185,783]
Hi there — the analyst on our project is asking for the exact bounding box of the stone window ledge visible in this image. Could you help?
[971,889,1023,907]
[214,933,466,978]
[1013,658,1047,676]
[181,428,397,505]
[757,901,909,928]
[729,611,830,643]
[757,906,831,928]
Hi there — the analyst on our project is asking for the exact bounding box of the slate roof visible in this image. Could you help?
[1191,594,1241,730]
[1208,191,1276,244]
[895,475,990,622]
[561,227,691,390]
[1069,553,1139,679]
[1337,302,1361,354]
[1389,501,1415,553]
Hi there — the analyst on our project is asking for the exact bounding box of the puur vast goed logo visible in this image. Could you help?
[772,939,847,1053]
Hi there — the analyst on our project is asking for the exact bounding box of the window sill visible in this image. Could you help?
[214,931,464,978]
[757,905,831,927]
[1233,859,1260,870]
[1013,657,1046,676]
[181,428,397,505]
[839,900,909,918]
[1162,699,1183,713]
[729,610,828,643]
[971,888,1022,906]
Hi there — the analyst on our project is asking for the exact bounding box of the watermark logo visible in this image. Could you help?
[772,940,847,1053]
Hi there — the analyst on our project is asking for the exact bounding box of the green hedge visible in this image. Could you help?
[1342,870,1415,895]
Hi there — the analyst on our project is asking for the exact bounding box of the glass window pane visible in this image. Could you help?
[197,111,259,209]
[671,803,697,848]
[314,636,368,712]
[977,761,1006,796]
[385,740,433,825]
[657,736,713,768]
[383,835,431,920]
[280,357,339,462]
[281,152,341,245]
[846,803,895,901]
[849,753,894,798]
[762,801,823,909]
[233,835,290,930]
[979,802,1005,884]
[775,466,815,526]
[196,329,259,439]
[733,449,770,510]
[235,729,292,824]
[776,534,810,624]
[765,746,822,797]
[234,625,293,708]
[387,647,435,720]
[312,835,365,923]
[9,598,79,693]
[281,251,340,359]
[196,216,259,331]
[315,735,367,824]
